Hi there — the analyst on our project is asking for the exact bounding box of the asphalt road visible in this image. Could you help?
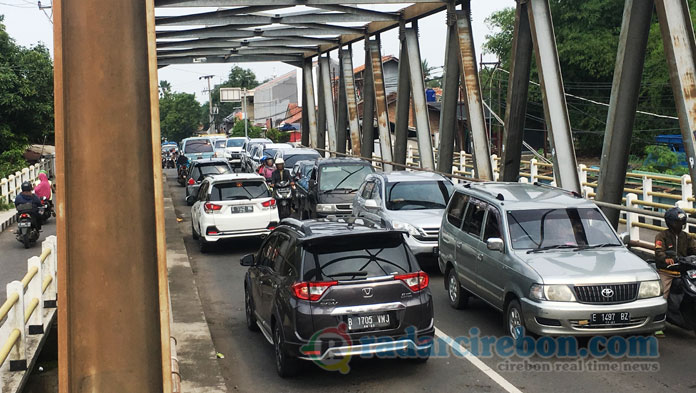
[164,169,696,393]
[0,213,56,305]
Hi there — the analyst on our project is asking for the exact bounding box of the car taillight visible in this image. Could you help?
[187,178,195,185]
[20,213,30,219]
[261,199,276,208]
[291,281,337,301]
[203,203,222,213]
[394,271,429,292]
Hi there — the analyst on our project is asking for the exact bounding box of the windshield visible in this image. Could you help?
[184,140,214,154]
[386,180,453,210]
[507,208,621,250]
[263,148,279,158]
[197,164,231,179]
[227,139,245,148]
[215,140,227,149]
[284,153,320,167]
[302,234,414,281]
[318,164,373,192]
[210,181,269,201]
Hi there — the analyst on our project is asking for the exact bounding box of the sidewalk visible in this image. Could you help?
[164,183,227,392]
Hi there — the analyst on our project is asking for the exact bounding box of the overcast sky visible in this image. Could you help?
[1,1,511,103]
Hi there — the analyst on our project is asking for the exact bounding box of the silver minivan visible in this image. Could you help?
[439,182,666,337]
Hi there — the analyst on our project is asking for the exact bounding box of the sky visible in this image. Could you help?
[0,1,512,103]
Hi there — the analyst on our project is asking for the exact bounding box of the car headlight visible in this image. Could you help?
[638,280,661,299]
[392,221,421,237]
[529,284,576,302]
[317,204,334,213]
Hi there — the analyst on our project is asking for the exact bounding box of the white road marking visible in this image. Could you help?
[434,327,522,393]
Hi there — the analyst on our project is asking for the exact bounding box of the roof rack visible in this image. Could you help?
[532,182,582,198]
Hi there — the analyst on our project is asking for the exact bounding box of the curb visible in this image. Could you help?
[0,213,16,233]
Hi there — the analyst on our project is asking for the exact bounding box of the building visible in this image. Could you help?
[252,70,298,128]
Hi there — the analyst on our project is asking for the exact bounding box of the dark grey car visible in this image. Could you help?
[241,218,434,377]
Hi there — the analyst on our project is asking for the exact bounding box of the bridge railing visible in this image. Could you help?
[0,156,55,206]
[0,236,58,391]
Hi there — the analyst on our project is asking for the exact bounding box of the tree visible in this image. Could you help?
[159,80,172,98]
[159,91,201,142]
[0,15,54,178]
[229,119,262,138]
[482,1,694,157]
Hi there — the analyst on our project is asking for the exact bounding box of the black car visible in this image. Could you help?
[241,218,434,377]
[275,148,322,168]
[295,158,374,219]
[185,158,233,202]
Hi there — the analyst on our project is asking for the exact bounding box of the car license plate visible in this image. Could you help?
[688,270,696,279]
[346,313,391,331]
[590,312,630,324]
[18,222,31,228]
[230,205,253,214]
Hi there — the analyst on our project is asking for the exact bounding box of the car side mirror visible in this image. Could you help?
[185,195,196,205]
[486,238,505,252]
[240,254,255,266]
[364,199,379,209]
[619,232,630,246]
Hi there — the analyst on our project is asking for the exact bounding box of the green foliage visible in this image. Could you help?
[481,1,693,158]
[159,85,201,142]
[265,128,290,143]
[640,145,689,175]
[229,119,262,138]
[0,15,54,178]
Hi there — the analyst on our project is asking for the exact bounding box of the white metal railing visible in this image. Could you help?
[0,155,55,206]
[0,236,57,390]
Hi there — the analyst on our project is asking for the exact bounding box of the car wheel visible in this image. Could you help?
[245,286,259,332]
[198,234,209,253]
[191,222,199,240]
[446,268,468,309]
[273,321,299,378]
[505,299,527,341]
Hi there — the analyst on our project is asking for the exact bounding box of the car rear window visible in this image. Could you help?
[210,180,270,201]
[301,233,414,281]
[184,140,214,154]
[284,153,320,167]
[227,139,244,147]
[197,164,231,179]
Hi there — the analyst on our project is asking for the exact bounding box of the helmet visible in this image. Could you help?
[21,181,33,192]
[665,207,687,232]
[275,157,285,165]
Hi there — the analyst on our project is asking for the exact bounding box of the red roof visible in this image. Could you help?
[352,55,398,75]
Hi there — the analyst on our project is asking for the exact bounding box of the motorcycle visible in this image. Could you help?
[38,196,54,223]
[662,251,696,335]
[177,164,189,187]
[15,203,40,249]
[273,180,294,220]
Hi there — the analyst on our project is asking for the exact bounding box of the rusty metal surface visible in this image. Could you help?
[597,0,652,228]
[437,3,460,174]
[393,22,411,166]
[336,49,348,154]
[301,74,310,147]
[302,59,319,149]
[455,4,493,180]
[340,48,362,155]
[500,0,533,182]
[405,28,434,170]
[527,0,581,193]
[655,0,696,197]
[319,56,338,154]
[361,39,375,159]
[316,60,327,152]
[54,0,167,391]
[368,38,394,171]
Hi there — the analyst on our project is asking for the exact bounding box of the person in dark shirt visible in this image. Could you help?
[655,207,696,298]
[14,181,42,230]
[270,157,293,188]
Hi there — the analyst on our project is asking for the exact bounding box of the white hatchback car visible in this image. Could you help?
[188,173,280,252]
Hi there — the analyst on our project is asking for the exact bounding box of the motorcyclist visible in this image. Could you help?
[270,157,294,188]
[258,156,275,181]
[14,181,42,230]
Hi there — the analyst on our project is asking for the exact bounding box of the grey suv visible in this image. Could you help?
[439,182,666,337]
[353,171,454,268]
[241,218,434,377]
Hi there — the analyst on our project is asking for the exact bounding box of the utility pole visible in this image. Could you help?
[200,75,215,134]
[242,88,248,139]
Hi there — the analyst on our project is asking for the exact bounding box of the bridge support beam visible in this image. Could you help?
[54,0,170,390]
[655,0,696,198]
[302,58,318,148]
[438,3,460,174]
[341,47,362,155]
[527,0,581,192]
[362,38,376,159]
[456,2,493,180]
[317,57,327,153]
[393,22,412,166]
[501,0,533,182]
[405,27,435,170]
[336,49,348,154]
[320,55,338,155]
[368,37,394,171]
[597,0,653,228]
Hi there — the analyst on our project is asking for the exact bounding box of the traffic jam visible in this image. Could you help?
[163,136,696,385]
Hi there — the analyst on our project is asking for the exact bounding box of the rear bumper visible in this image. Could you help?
[203,228,270,242]
[297,334,434,361]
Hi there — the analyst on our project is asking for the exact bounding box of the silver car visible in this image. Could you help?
[353,172,454,268]
[439,182,666,337]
